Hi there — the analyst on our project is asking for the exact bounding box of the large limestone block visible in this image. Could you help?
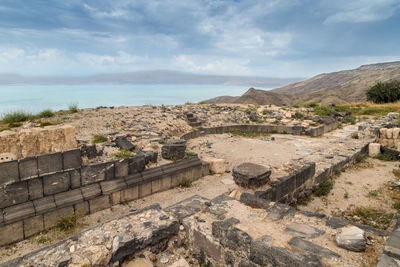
[368,143,381,157]
[380,128,387,138]
[336,226,366,252]
[203,157,226,174]
[393,128,400,139]
[387,128,394,139]
[388,139,395,148]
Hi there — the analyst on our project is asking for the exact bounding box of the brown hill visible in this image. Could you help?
[232,88,294,105]
[272,61,400,104]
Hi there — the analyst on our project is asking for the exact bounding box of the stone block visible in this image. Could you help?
[54,189,83,208]
[151,176,171,193]
[81,183,102,200]
[0,181,28,208]
[226,227,253,257]
[233,163,271,188]
[115,159,129,178]
[125,173,142,186]
[23,215,44,238]
[387,128,394,139]
[193,229,221,261]
[18,157,38,180]
[43,172,70,195]
[89,195,110,213]
[121,186,139,202]
[74,201,89,216]
[0,221,24,246]
[139,182,152,198]
[384,229,400,260]
[100,178,127,194]
[336,226,366,252]
[203,157,226,174]
[105,164,115,180]
[128,155,145,174]
[369,143,381,157]
[3,201,35,223]
[43,206,74,228]
[38,152,62,175]
[111,191,121,205]
[142,167,164,182]
[288,237,340,259]
[63,149,81,170]
[285,222,325,238]
[70,169,81,189]
[212,217,240,241]
[33,196,56,214]
[380,128,388,138]
[81,162,110,185]
[394,128,400,139]
[0,160,19,185]
[28,178,43,200]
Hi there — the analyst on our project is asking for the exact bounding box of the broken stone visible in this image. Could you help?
[335,226,366,252]
[288,237,340,259]
[369,143,381,157]
[115,136,135,151]
[377,254,400,267]
[232,162,271,188]
[285,223,325,238]
[203,157,226,174]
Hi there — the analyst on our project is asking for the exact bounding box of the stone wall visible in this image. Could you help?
[0,148,209,246]
[0,125,77,162]
[180,122,339,140]
[378,127,400,150]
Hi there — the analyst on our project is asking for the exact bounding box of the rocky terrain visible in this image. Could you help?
[207,61,400,105]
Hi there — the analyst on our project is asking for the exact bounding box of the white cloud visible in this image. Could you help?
[324,0,400,24]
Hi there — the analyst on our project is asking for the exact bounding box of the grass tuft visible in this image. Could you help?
[314,179,334,196]
[38,109,55,118]
[113,149,134,159]
[55,213,79,232]
[1,110,34,123]
[68,103,79,113]
[92,133,107,144]
[178,178,192,188]
[374,151,398,161]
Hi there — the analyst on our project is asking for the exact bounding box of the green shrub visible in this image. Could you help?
[55,213,78,232]
[8,122,22,128]
[113,149,134,159]
[1,111,34,123]
[366,80,400,103]
[302,101,319,108]
[178,178,192,188]
[351,132,359,139]
[262,108,271,115]
[292,112,304,120]
[314,105,333,116]
[314,179,334,196]
[39,109,55,118]
[198,101,208,104]
[92,134,107,144]
[374,151,398,161]
[344,116,357,124]
[68,103,79,113]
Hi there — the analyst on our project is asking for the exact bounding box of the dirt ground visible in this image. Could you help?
[299,157,400,229]
[0,173,236,264]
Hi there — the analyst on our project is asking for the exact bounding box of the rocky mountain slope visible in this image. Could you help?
[208,61,400,105]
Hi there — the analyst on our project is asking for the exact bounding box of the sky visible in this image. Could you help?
[0,0,399,78]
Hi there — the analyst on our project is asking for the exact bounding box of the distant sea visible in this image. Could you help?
[0,84,257,114]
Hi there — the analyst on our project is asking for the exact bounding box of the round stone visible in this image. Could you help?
[232,162,271,188]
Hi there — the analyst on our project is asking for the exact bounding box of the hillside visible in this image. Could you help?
[272,61,400,104]
[207,61,400,105]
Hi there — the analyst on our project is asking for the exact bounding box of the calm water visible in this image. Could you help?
[0,84,254,114]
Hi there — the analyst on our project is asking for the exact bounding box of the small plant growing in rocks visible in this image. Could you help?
[314,179,334,196]
[178,178,192,188]
[55,213,79,232]
[344,192,349,199]
[92,133,107,144]
[68,103,79,113]
[38,109,55,118]
[368,190,379,197]
[393,168,400,178]
[351,132,359,139]
[374,151,398,161]
[113,149,134,159]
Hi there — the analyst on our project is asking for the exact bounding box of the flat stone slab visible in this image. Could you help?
[288,237,340,259]
[336,226,366,252]
[285,222,325,238]
[232,162,271,188]
[384,228,400,260]
[377,254,400,267]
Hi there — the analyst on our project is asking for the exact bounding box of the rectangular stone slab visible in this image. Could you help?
[3,201,35,223]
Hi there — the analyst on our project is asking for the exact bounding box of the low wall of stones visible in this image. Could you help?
[378,127,400,150]
[180,122,339,140]
[241,143,369,206]
[0,125,77,161]
[0,148,209,246]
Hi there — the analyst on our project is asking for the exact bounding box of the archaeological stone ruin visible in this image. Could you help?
[0,106,400,267]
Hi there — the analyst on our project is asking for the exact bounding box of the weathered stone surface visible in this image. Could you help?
[168,258,190,267]
[240,193,270,209]
[123,258,153,267]
[233,163,271,188]
[335,226,366,252]
[33,196,56,214]
[0,125,77,159]
[23,215,44,238]
[3,201,35,223]
[384,228,400,260]
[193,229,222,261]
[63,149,81,170]
[81,183,102,200]
[115,159,129,178]
[369,143,381,156]
[100,178,127,194]
[161,139,186,160]
[74,201,89,216]
[377,254,400,267]
[115,136,135,151]
[288,237,340,259]
[226,227,253,257]
[212,217,240,241]
[43,206,74,228]
[70,169,81,189]
[38,152,63,175]
[0,181,28,208]
[89,195,111,213]
[28,178,43,200]
[285,222,325,238]
[0,221,24,246]
[18,157,38,180]
[43,172,70,195]
[0,160,19,185]
[54,189,83,208]
[121,186,139,202]
[202,157,226,174]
